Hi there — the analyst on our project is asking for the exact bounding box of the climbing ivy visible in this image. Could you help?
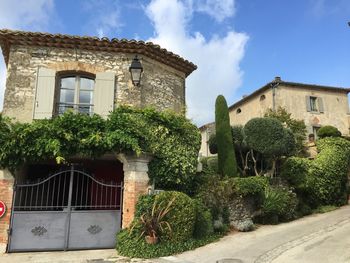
[0,106,201,192]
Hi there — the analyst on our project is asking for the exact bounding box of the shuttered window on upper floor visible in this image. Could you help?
[33,68,116,120]
[305,95,324,113]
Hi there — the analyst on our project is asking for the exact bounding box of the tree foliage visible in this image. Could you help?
[0,106,201,192]
[244,117,296,176]
[264,107,306,154]
[317,125,341,139]
[244,117,295,158]
[215,95,238,177]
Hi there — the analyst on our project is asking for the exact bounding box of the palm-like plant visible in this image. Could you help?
[130,196,176,244]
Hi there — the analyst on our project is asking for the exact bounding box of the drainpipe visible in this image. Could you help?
[272,76,281,111]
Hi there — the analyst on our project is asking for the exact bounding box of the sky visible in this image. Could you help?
[0,0,349,126]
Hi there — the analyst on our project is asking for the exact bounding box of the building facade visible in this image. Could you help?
[200,77,350,157]
[0,29,196,252]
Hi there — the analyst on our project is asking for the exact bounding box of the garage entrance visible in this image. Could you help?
[8,163,123,252]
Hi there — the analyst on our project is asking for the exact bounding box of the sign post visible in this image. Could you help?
[0,201,6,218]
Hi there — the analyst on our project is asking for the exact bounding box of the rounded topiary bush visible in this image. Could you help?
[155,191,196,242]
[317,125,341,139]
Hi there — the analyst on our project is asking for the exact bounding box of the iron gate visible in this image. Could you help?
[8,166,123,252]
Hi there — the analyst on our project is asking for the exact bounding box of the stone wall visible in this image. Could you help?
[3,45,186,122]
[228,85,350,136]
[277,85,350,135]
[229,88,273,127]
[228,196,259,232]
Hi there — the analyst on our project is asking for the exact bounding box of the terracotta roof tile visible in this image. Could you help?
[0,29,197,76]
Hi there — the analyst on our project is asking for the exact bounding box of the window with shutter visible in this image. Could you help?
[33,68,56,119]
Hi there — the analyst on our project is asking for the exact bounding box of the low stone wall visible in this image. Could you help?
[228,196,260,232]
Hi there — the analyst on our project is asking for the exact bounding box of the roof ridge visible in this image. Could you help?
[0,29,197,76]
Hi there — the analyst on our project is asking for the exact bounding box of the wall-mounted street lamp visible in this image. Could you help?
[129,55,143,86]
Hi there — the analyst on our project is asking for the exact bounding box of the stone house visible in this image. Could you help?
[200,76,350,157]
[0,29,196,252]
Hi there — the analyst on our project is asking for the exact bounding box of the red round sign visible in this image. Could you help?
[0,201,6,218]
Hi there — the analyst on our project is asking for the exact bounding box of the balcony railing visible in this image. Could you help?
[57,103,94,116]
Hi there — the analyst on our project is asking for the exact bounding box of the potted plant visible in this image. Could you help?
[130,197,175,244]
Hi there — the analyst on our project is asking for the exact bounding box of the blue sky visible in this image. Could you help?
[0,0,349,125]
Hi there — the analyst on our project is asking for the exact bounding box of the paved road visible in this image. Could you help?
[1,205,349,263]
[163,205,350,263]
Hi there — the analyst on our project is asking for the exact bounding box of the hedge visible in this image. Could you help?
[281,137,350,208]
[117,191,218,258]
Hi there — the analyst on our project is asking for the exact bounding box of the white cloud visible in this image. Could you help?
[83,0,123,38]
[146,0,248,125]
[0,0,54,111]
[193,0,235,22]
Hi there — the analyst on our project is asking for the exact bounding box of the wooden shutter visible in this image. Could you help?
[33,68,56,119]
[318,97,324,113]
[305,96,311,112]
[93,72,115,118]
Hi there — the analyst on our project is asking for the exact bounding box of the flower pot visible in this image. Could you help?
[145,235,158,244]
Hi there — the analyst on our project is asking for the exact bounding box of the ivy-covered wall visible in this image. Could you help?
[0,106,201,192]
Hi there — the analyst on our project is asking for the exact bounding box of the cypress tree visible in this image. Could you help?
[215,95,238,177]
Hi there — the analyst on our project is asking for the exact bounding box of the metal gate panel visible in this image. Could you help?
[68,210,121,249]
[8,165,123,252]
[9,211,67,251]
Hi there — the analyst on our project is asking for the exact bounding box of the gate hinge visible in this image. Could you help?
[7,228,12,236]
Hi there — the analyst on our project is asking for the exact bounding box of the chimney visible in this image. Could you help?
[274,76,281,82]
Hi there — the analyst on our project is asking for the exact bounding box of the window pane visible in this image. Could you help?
[60,89,74,103]
[79,90,93,104]
[61,77,75,90]
[310,97,318,111]
[80,77,94,90]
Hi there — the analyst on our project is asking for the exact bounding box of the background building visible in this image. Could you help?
[200,76,350,157]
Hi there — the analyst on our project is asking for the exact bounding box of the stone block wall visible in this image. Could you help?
[3,45,186,122]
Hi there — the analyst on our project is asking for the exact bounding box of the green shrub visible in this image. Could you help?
[193,199,214,239]
[307,137,350,206]
[281,137,350,208]
[215,95,238,177]
[264,107,307,155]
[134,194,155,218]
[208,133,217,154]
[117,191,220,258]
[116,229,223,258]
[313,205,338,214]
[281,157,310,190]
[317,125,341,138]
[233,176,268,198]
[261,185,298,223]
[153,191,196,242]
